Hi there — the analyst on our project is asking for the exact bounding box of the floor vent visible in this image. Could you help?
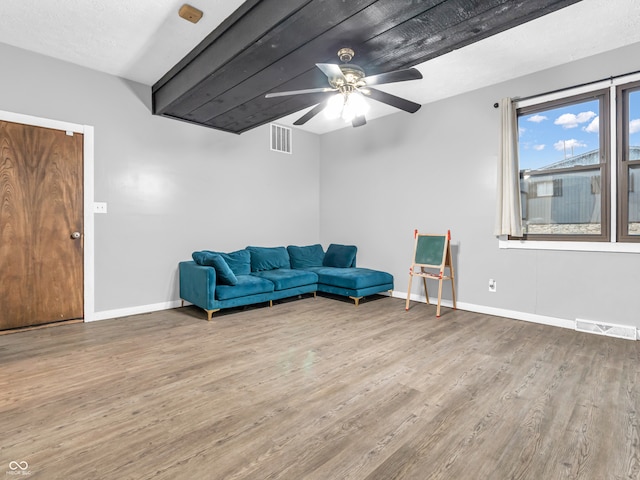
[270,124,292,154]
[575,318,637,340]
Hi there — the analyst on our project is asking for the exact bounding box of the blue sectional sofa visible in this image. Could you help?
[179,244,394,320]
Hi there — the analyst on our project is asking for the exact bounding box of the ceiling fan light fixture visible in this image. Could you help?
[325,91,369,123]
[342,92,369,122]
[325,94,345,120]
[266,47,422,127]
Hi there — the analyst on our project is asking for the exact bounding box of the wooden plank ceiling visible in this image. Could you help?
[152,0,582,134]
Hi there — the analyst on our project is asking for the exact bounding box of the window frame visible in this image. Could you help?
[515,89,610,242]
[616,80,640,243]
[499,71,640,252]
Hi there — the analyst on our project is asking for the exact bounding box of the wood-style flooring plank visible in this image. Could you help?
[1,296,639,479]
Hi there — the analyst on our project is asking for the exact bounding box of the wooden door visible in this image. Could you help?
[0,120,84,329]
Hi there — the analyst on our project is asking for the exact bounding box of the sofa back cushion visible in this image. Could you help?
[192,251,238,285]
[246,246,291,271]
[287,244,325,269]
[323,244,357,268]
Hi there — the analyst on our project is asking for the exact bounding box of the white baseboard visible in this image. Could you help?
[91,293,634,341]
[90,300,185,322]
[90,292,572,330]
[391,290,576,331]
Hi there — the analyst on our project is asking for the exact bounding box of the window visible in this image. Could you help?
[511,76,640,244]
[617,81,640,241]
[517,91,609,240]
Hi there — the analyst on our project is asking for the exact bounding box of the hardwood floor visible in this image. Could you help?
[1,295,639,479]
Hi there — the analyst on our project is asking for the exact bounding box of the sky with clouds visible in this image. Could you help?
[518,91,640,170]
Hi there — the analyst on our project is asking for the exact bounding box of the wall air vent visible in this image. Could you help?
[270,124,292,154]
[575,318,637,341]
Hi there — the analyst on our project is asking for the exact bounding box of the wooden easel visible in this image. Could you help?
[405,229,456,317]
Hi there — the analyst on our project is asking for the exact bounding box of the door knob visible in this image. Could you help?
[71,232,81,239]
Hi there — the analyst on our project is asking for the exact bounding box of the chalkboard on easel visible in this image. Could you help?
[414,234,447,266]
[406,230,456,317]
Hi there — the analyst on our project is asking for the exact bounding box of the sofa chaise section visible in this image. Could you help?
[288,243,393,306]
[307,267,394,306]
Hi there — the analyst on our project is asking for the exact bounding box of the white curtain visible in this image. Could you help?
[494,97,524,237]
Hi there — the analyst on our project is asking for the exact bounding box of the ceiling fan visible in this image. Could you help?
[265,48,423,128]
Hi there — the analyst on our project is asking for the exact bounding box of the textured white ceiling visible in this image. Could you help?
[0,0,245,84]
[1,0,639,134]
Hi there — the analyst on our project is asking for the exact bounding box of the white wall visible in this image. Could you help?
[320,42,640,329]
[0,43,321,315]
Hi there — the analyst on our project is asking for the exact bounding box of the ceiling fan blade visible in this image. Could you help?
[316,63,346,83]
[352,115,367,128]
[265,87,336,98]
[293,100,329,126]
[364,87,421,114]
[364,67,423,86]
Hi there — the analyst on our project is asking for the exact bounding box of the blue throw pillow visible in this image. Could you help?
[192,251,238,285]
[204,249,251,276]
[287,244,325,269]
[246,246,291,271]
[323,244,357,268]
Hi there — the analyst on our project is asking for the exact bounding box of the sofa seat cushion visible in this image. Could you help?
[215,274,274,301]
[307,267,393,290]
[251,269,318,291]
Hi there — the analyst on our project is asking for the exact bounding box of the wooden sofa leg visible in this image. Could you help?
[349,296,361,306]
[205,309,219,321]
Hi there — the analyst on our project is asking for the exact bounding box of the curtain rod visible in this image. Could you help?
[493,67,640,108]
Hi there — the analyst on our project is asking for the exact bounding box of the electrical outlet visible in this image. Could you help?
[93,202,108,214]
[488,279,497,292]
